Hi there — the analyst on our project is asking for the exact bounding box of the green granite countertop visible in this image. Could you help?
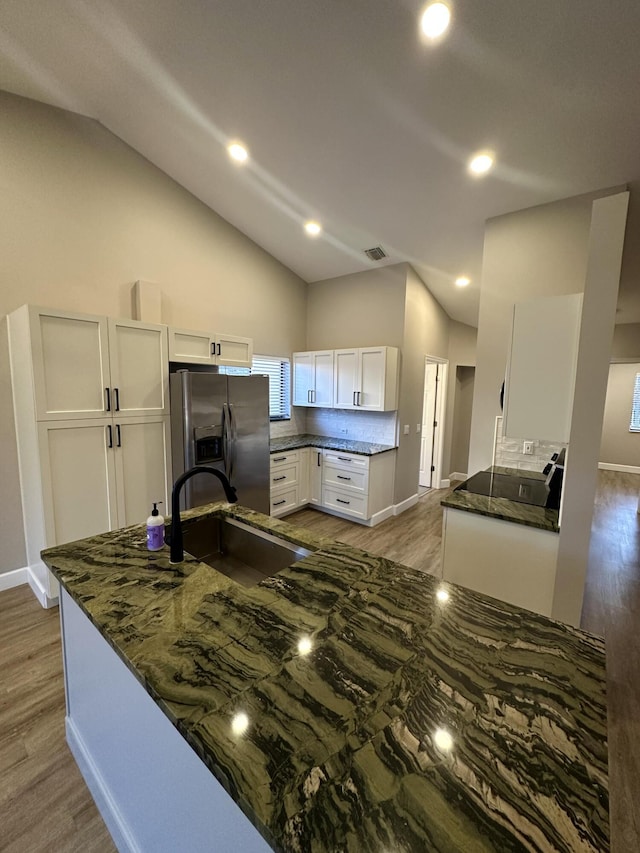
[442,467,560,532]
[270,433,396,456]
[42,504,607,852]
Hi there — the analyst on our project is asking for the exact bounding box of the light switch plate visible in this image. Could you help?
[403,424,410,435]
[523,440,534,455]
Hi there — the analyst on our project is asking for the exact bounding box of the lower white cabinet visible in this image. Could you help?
[270,447,396,525]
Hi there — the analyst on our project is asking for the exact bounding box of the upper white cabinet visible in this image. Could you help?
[168,326,253,369]
[292,351,334,407]
[293,346,399,410]
[26,306,168,420]
[334,346,399,411]
[503,294,582,443]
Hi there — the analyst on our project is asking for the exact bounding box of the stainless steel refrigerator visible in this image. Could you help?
[169,368,270,513]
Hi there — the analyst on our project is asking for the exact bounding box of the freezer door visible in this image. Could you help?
[170,372,230,510]
[227,375,270,514]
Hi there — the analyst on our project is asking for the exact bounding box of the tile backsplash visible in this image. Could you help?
[493,417,565,471]
[269,407,307,438]
[306,408,398,445]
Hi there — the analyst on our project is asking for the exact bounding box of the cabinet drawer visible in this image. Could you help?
[270,462,299,489]
[270,450,300,466]
[323,451,369,470]
[322,487,368,520]
[322,463,368,494]
[271,486,299,517]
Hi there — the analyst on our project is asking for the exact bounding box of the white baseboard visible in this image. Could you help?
[0,566,29,593]
[27,566,59,609]
[394,493,419,516]
[368,505,395,526]
[66,716,139,853]
[439,478,451,489]
[449,472,467,482]
[598,462,640,475]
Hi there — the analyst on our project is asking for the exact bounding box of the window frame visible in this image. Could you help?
[630,372,640,433]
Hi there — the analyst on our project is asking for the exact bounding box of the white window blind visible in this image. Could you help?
[630,372,640,432]
[252,355,291,420]
[218,355,291,420]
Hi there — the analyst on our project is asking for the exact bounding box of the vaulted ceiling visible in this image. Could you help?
[2,0,640,325]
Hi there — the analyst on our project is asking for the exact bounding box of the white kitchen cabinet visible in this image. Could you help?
[334,346,399,411]
[298,448,310,506]
[7,304,173,607]
[502,294,582,442]
[270,450,300,517]
[308,448,323,506]
[25,306,169,420]
[38,416,170,548]
[292,351,334,407]
[168,326,253,369]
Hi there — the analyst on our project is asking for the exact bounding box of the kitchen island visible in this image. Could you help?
[42,503,608,853]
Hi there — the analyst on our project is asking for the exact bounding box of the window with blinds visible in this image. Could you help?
[630,372,640,432]
[219,356,291,420]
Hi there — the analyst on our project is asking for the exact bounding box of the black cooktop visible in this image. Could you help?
[455,471,555,508]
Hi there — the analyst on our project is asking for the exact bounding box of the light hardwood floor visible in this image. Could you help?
[0,472,637,852]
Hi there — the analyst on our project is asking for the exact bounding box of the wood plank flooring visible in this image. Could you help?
[0,471,637,852]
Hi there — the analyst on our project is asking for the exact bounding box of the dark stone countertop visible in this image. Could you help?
[442,466,560,532]
[42,503,607,853]
[270,433,396,456]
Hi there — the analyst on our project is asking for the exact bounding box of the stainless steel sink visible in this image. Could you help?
[182,516,313,587]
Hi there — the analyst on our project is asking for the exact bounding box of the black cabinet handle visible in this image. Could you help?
[116,424,121,447]
[353,391,357,406]
[337,475,351,481]
[105,387,111,412]
[106,424,113,448]
[113,388,120,411]
[357,391,362,406]
[217,342,221,356]
[317,452,321,467]
[273,456,287,463]
[273,499,286,507]
[273,475,286,482]
[336,498,350,505]
[211,342,216,356]
[337,456,352,462]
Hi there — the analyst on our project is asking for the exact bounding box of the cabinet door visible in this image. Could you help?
[215,333,253,368]
[503,294,582,442]
[108,319,169,417]
[312,351,334,407]
[334,350,358,409]
[309,449,323,505]
[168,327,215,364]
[113,416,171,527]
[31,308,110,420]
[359,347,387,410]
[297,448,310,505]
[38,419,118,546]
[292,352,314,406]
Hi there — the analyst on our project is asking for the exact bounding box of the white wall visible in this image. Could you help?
[0,91,308,576]
[600,363,640,468]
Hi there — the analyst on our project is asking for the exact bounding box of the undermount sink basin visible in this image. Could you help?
[181,515,313,587]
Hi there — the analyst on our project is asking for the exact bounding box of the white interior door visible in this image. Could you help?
[419,362,439,487]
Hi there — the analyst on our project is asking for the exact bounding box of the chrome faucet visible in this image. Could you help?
[166,466,238,563]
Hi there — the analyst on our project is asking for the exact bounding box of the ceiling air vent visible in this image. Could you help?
[364,246,387,262]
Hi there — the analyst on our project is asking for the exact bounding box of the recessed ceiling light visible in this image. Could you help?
[420,3,451,39]
[304,220,322,237]
[455,276,471,287]
[227,141,249,164]
[468,151,494,176]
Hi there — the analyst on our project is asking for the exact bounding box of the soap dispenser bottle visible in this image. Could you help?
[146,502,164,551]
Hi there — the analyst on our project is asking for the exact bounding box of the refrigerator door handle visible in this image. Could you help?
[222,403,232,481]
[228,402,238,484]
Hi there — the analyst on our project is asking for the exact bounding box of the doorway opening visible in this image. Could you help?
[419,357,448,490]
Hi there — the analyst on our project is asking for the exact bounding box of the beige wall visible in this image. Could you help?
[450,367,475,475]
[611,323,640,360]
[600,362,640,467]
[0,91,308,576]
[396,267,450,503]
[306,266,406,350]
[444,320,477,477]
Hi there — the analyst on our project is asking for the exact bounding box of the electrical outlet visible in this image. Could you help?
[523,441,534,455]
[403,424,410,435]
[340,428,348,434]
[416,424,421,433]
